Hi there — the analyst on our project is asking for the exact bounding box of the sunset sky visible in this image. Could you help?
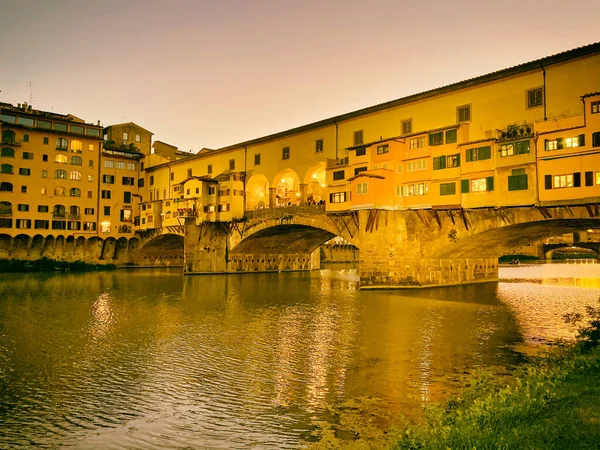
[1,0,599,152]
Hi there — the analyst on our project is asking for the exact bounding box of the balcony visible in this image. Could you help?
[52,212,66,219]
[68,213,81,220]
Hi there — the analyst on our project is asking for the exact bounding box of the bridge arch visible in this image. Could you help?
[137,233,184,266]
[303,162,326,203]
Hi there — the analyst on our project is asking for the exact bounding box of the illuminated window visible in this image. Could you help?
[356,182,368,195]
[56,138,68,150]
[104,160,114,168]
[592,101,600,114]
[54,186,66,196]
[127,162,137,171]
[471,178,488,192]
[545,140,558,151]
[135,134,141,142]
[527,87,543,108]
[88,144,94,151]
[71,140,82,153]
[329,192,346,203]
[282,147,290,160]
[123,132,129,141]
[553,174,573,188]
[447,154,460,168]
[69,171,81,180]
[55,154,68,163]
[42,170,47,178]
[103,175,115,184]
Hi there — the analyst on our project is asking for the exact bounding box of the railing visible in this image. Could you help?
[245,204,326,220]
[68,213,81,220]
[52,212,66,218]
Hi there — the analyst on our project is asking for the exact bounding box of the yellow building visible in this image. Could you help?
[1,102,103,238]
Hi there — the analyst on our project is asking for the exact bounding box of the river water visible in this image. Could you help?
[1,262,599,449]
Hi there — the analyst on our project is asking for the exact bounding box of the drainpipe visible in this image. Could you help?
[243,146,247,214]
[541,65,547,121]
[96,141,102,237]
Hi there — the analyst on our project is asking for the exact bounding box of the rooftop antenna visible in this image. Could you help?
[27,82,34,105]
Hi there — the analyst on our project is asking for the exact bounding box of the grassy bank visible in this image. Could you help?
[0,258,116,273]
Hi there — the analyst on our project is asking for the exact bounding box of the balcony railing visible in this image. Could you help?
[52,212,66,218]
[68,213,81,220]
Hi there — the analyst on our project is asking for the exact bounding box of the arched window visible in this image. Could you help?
[55,154,68,163]
[54,186,66,196]
[55,169,68,179]
[1,148,14,157]
[69,206,80,217]
[70,170,82,180]
[53,204,66,217]
[56,138,68,150]
[70,140,82,153]
[0,201,12,215]
[1,130,16,144]
[1,164,14,174]
[0,182,13,192]
[70,156,82,165]
[69,188,81,197]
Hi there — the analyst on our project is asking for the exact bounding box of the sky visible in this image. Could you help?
[1,0,599,152]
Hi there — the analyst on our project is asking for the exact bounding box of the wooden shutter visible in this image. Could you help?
[486,176,494,191]
[545,175,552,190]
[579,134,586,147]
[557,138,564,149]
[461,179,469,193]
[585,171,593,186]
[573,172,581,187]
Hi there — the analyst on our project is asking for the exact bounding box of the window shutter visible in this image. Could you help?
[461,179,469,193]
[429,134,434,146]
[456,154,461,166]
[544,139,549,151]
[481,146,491,160]
[508,176,516,191]
[545,175,552,190]
[557,138,564,149]
[593,132,600,148]
[486,176,494,191]
[573,172,581,187]
[579,134,585,147]
[466,149,473,162]
[585,171,593,186]
[329,193,334,203]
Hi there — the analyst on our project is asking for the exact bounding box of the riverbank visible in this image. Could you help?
[0,258,116,273]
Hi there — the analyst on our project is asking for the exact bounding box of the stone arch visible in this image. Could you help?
[12,234,30,259]
[114,237,129,261]
[55,235,66,259]
[41,235,55,258]
[100,237,116,260]
[303,162,327,203]
[544,245,599,260]
[86,237,102,260]
[64,236,75,260]
[272,169,300,206]
[246,173,269,211]
[0,234,10,258]
[75,236,86,259]
[31,234,45,258]
[139,233,184,266]
[435,218,600,259]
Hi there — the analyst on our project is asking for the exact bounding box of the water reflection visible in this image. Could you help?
[0,264,594,448]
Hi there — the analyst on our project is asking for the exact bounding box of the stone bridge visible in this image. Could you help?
[542,242,600,258]
[183,202,600,288]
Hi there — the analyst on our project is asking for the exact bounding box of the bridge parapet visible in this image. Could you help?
[244,204,326,220]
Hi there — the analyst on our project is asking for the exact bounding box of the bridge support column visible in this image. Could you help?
[184,219,228,273]
[358,210,498,289]
[269,187,277,208]
[299,183,307,204]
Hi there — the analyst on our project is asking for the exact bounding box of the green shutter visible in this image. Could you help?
[573,172,581,187]
[429,134,434,146]
[545,174,553,190]
[456,154,460,167]
[433,156,446,170]
[508,176,517,191]
[579,134,586,146]
[480,146,491,160]
[461,179,469,193]
[466,149,473,162]
[585,171,593,186]
[557,138,564,149]
[486,176,494,191]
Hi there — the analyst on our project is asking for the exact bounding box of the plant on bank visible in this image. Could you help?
[563,296,600,351]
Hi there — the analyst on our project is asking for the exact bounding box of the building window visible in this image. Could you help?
[127,162,136,171]
[70,156,82,165]
[457,105,471,123]
[122,177,134,185]
[89,160,94,168]
[282,147,290,160]
[207,164,212,174]
[208,186,215,195]
[552,174,574,189]
[69,188,81,197]
[69,171,81,180]
[18,168,30,176]
[55,169,67,179]
[315,139,323,153]
[71,140,82,153]
[22,152,33,160]
[566,135,585,148]
[188,168,193,177]
[1,147,14,157]
[123,132,129,141]
[116,161,126,170]
[527,87,543,108]
[55,154,68,164]
[135,134,141,142]
[34,220,49,229]
[42,154,48,162]
[329,192,346,203]
[87,190,92,198]
[333,170,345,181]
[41,170,47,178]
[104,206,111,216]
[21,185,26,193]
[104,160,114,168]
[38,205,49,213]
[466,146,491,162]
[229,159,235,170]
[402,119,412,135]
[85,208,94,215]
[592,132,600,148]
[440,182,456,196]
[356,182,368,195]
[149,176,154,185]
[0,182,13,192]
[355,147,366,156]
[396,164,403,173]
[43,137,49,145]
[428,132,443,146]
[445,129,457,144]
[376,144,389,155]
[500,140,529,157]
[103,175,115,184]
[508,170,528,191]
[407,159,427,172]
[447,153,460,168]
[433,156,446,170]
[353,130,364,146]
[254,154,261,165]
[17,204,29,212]
[23,134,29,142]
[354,166,367,176]
[56,138,68,150]
[401,183,428,196]
[124,192,131,204]
[471,178,487,192]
